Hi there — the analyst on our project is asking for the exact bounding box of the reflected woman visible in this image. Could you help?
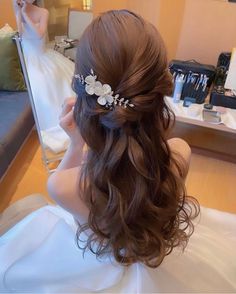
[13,0,75,153]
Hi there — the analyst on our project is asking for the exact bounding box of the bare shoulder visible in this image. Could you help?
[41,7,49,16]
[168,138,191,161]
[40,7,49,20]
[34,5,48,14]
[167,138,191,178]
[34,6,49,19]
[47,167,79,198]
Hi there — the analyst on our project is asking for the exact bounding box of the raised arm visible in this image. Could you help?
[12,0,23,35]
[47,97,85,198]
[56,98,85,171]
[47,98,88,221]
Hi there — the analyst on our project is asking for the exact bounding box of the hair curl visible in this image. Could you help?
[72,10,199,267]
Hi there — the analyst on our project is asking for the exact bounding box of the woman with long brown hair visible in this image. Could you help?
[52,9,199,267]
[0,9,236,293]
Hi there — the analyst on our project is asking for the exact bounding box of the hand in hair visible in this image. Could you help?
[13,0,23,12]
[59,97,83,147]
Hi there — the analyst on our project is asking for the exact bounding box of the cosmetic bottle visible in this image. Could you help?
[173,75,184,103]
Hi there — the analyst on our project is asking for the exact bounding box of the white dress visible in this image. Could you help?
[0,204,236,293]
[21,22,75,153]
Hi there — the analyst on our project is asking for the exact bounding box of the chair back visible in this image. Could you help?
[68,9,93,40]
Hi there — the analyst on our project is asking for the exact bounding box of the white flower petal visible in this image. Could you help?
[85,75,96,84]
[97,96,107,106]
[105,95,114,104]
[94,81,104,96]
[95,88,104,96]
[103,84,112,95]
[94,81,102,87]
[85,84,95,95]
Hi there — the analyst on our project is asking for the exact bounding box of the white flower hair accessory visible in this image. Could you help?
[74,69,135,109]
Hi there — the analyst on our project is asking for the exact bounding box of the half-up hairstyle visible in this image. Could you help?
[72,10,199,267]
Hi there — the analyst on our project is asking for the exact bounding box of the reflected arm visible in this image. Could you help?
[12,1,23,35]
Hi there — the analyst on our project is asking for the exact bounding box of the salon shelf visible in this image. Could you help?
[175,115,236,134]
[166,97,236,162]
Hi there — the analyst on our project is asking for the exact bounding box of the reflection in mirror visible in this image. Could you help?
[42,0,92,41]
[14,33,60,172]
[12,0,92,171]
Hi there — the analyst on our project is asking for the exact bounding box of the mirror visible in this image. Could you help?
[13,0,93,171]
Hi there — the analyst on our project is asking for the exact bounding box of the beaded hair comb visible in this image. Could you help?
[74,69,135,109]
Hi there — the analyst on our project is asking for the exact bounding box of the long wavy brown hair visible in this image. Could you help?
[72,10,199,267]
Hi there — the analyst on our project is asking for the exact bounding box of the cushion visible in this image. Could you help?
[0,91,34,166]
[0,24,26,91]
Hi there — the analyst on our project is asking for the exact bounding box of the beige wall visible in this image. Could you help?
[126,0,186,60]
[93,0,127,16]
[126,0,161,28]
[0,0,16,29]
[158,0,185,60]
[176,0,236,65]
[127,0,236,64]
